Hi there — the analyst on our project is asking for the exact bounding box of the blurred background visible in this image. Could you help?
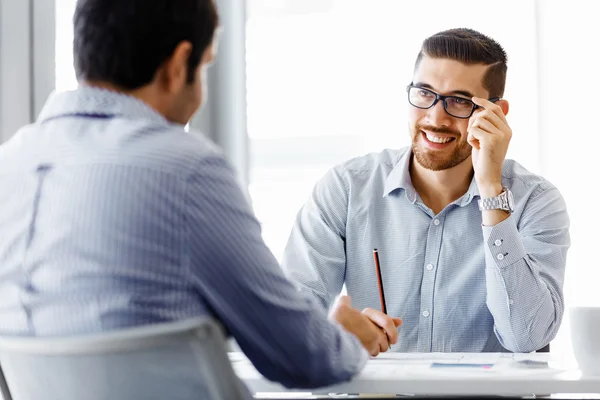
[1,0,598,357]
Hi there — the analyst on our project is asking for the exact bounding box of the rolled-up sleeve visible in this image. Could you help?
[483,186,570,353]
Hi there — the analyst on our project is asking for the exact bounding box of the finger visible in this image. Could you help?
[362,308,399,343]
[368,329,382,356]
[393,318,403,328]
[336,295,352,308]
[468,126,500,150]
[370,346,380,357]
[472,97,508,125]
[473,109,506,132]
[362,308,399,344]
[470,116,498,135]
[382,328,392,351]
[467,128,480,150]
[468,114,476,131]
[468,126,487,142]
[377,328,389,353]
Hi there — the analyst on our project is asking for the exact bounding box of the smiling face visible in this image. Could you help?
[409,56,491,171]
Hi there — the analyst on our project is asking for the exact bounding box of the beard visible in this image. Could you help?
[411,123,472,171]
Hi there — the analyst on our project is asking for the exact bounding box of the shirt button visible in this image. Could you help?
[426,263,434,271]
[494,239,502,246]
[422,310,430,317]
[509,299,514,305]
[497,253,505,261]
[433,219,440,226]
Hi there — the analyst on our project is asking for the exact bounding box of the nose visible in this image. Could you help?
[426,99,453,127]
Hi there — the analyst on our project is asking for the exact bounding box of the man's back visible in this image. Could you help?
[0,0,396,393]
[0,88,218,336]
[0,87,373,391]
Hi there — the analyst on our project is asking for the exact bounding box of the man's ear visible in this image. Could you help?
[159,41,193,94]
[496,99,509,116]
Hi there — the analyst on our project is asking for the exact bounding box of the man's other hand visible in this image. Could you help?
[329,295,401,356]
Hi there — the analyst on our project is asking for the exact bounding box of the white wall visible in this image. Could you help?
[32,0,55,118]
[538,0,600,307]
[0,0,32,141]
[0,0,55,142]
[537,0,600,356]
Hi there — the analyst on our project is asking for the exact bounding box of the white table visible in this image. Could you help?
[231,352,600,397]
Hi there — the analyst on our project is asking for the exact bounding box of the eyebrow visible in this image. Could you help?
[413,82,475,99]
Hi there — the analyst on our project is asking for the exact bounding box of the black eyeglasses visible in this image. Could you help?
[406,84,500,119]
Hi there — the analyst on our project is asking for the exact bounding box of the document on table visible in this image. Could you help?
[363,352,565,379]
[371,352,499,364]
[365,353,500,377]
[231,351,567,383]
[372,352,462,361]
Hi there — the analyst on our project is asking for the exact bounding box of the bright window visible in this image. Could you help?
[55,0,78,92]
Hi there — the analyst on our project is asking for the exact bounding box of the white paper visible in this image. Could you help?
[372,352,463,362]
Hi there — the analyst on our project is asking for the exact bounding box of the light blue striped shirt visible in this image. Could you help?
[0,87,367,389]
[283,148,570,353]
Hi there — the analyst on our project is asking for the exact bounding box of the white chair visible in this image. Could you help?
[0,317,249,400]
[0,363,10,400]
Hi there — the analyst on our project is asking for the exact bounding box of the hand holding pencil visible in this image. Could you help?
[329,295,400,356]
[367,249,402,350]
[328,249,402,356]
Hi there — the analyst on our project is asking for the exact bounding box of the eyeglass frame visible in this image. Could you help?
[406,84,501,119]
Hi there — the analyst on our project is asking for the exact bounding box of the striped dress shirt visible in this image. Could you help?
[0,87,367,390]
[283,148,570,353]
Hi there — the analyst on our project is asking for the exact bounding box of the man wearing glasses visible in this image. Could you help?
[283,28,570,353]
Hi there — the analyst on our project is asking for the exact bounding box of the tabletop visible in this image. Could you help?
[231,352,600,397]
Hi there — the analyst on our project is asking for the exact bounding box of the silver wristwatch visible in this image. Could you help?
[478,187,515,213]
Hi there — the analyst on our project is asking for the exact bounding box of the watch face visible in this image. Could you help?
[506,189,515,211]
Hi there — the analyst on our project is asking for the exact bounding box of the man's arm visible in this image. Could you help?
[281,167,349,310]
[468,97,569,352]
[184,155,370,388]
[483,186,570,352]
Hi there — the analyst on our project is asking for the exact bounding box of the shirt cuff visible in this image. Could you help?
[481,215,527,269]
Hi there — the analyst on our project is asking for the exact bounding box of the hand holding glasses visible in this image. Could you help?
[406,84,500,119]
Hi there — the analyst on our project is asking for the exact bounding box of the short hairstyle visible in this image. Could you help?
[73,0,219,89]
[414,28,508,98]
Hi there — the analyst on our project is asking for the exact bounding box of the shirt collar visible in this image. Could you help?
[383,148,481,207]
[383,149,418,202]
[459,176,480,207]
[37,86,170,126]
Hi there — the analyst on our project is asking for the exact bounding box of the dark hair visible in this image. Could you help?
[73,0,218,89]
[414,28,508,98]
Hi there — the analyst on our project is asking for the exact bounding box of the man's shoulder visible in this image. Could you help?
[95,122,227,180]
[502,159,559,195]
[0,123,44,167]
[140,125,224,169]
[333,147,408,177]
[314,148,409,195]
[0,120,228,182]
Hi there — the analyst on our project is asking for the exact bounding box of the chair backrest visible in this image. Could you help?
[536,343,550,353]
[0,317,249,400]
[0,361,10,400]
